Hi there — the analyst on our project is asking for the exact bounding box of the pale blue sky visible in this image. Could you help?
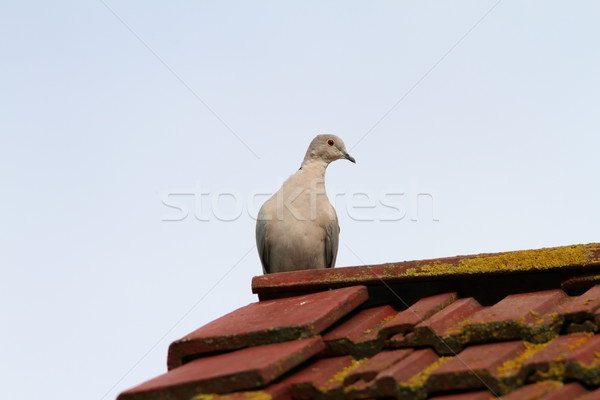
[2,1,600,399]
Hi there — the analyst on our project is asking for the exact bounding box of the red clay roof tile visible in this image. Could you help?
[557,284,600,322]
[289,355,354,387]
[343,349,413,385]
[428,341,526,394]
[415,297,483,337]
[378,292,457,339]
[577,387,600,400]
[435,341,525,374]
[342,378,378,399]
[461,289,566,344]
[484,333,600,388]
[289,356,356,400]
[565,333,600,366]
[523,332,594,366]
[248,357,356,400]
[408,297,484,355]
[118,338,324,400]
[500,381,587,400]
[541,383,588,400]
[322,305,397,358]
[325,348,443,399]
[374,348,441,397]
[168,285,367,369]
[428,391,491,400]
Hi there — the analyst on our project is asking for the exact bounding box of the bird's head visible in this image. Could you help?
[303,134,356,165]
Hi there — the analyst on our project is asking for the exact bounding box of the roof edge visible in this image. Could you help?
[252,243,600,298]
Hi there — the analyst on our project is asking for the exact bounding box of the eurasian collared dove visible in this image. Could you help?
[256,134,355,274]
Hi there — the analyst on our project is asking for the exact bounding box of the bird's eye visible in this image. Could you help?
[327,139,334,146]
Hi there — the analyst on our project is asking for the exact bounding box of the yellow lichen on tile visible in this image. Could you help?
[457,318,516,343]
[525,315,562,343]
[529,380,563,392]
[536,363,567,380]
[326,358,368,384]
[243,393,272,400]
[401,356,452,391]
[580,348,600,368]
[193,392,272,400]
[496,341,550,377]
[492,381,563,400]
[527,329,559,344]
[443,317,473,336]
[572,363,600,386]
[363,314,396,335]
[400,244,594,278]
[534,380,562,389]
[566,332,593,350]
[529,312,556,326]
[497,333,593,378]
[458,245,590,273]
[410,261,454,276]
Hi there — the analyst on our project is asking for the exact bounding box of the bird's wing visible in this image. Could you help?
[256,216,270,274]
[324,209,340,268]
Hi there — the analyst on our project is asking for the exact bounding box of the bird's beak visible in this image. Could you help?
[344,153,356,163]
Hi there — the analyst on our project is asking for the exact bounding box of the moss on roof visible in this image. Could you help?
[192,392,271,400]
[496,341,550,378]
[326,358,367,385]
[401,244,594,278]
[401,356,452,391]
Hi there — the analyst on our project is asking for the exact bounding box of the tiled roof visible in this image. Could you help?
[118,243,600,400]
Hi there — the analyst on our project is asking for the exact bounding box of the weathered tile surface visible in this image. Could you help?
[379,292,457,339]
[460,290,566,344]
[322,305,397,358]
[428,392,492,400]
[118,338,324,400]
[577,387,600,400]
[428,341,526,394]
[168,286,367,368]
[375,348,442,398]
[500,381,587,400]
[290,356,357,400]
[557,284,600,330]
[393,297,484,354]
[344,349,413,385]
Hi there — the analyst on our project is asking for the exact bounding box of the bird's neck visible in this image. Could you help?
[299,158,329,177]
